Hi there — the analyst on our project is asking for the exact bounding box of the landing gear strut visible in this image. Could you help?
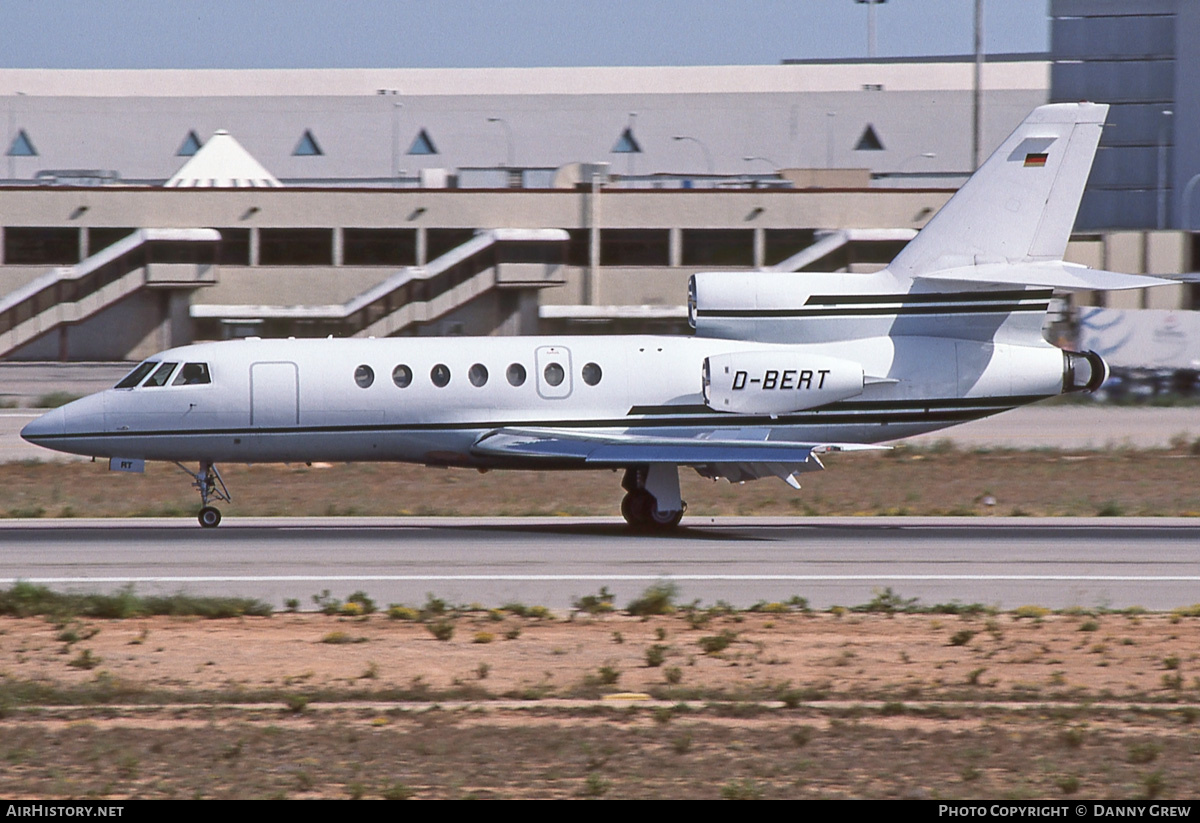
[621,465,685,532]
[175,461,231,528]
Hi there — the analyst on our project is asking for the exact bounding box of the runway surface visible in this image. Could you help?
[1,516,1197,612]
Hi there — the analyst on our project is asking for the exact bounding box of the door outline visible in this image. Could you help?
[534,345,572,400]
[250,361,299,426]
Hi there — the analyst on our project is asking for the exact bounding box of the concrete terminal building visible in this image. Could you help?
[0,1,1197,360]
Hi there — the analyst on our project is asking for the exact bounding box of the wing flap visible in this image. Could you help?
[471,426,883,466]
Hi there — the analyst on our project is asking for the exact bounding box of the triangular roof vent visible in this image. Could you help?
[7,129,37,157]
[165,130,282,188]
[407,128,438,155]
[854,124,885,151]
[177,131,203,156]
[293,129,323,156]
[612,127,642,154]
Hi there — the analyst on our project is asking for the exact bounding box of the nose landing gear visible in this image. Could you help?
[620,465,685,531]
[175,461,231,528]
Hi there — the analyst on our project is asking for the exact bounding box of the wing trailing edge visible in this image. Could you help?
[471,426,885,471]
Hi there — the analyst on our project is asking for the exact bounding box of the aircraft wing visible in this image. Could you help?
[471,427,886,485]
[915,261,1175,292]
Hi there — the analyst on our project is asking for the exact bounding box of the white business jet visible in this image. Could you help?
[21,103,1170,529]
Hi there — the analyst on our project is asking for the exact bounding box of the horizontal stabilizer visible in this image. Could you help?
[472,427,885,466]
[916,262,1175,292]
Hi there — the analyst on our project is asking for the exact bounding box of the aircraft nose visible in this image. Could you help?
[20,407,65,442]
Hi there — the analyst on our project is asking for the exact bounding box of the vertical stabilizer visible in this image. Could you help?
[888,102,1108,279]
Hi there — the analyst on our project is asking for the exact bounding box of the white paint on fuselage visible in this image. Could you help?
[28,333,1066,467]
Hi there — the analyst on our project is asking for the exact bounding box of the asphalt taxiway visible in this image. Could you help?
[1,516,1197,612]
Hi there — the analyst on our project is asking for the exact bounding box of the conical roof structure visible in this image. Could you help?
[165,130,282,188]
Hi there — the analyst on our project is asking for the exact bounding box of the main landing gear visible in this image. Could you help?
[621,465,685,532]
[175,461,231,528]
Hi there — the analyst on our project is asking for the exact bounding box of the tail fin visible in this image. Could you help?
[889,102,1107,279]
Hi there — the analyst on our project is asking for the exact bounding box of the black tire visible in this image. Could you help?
[622,491,683,531]
[621,490,652,527]
[198,506,222,528]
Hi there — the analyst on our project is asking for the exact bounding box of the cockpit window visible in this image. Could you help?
[115,361,158,389]
[142,362,179,388]
[172,362,211,386]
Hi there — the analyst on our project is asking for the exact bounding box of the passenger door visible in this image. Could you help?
[250,361,299,426]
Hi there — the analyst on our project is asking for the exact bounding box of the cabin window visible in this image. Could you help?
[392,364,412,388]
[143,362,179,388]
[543,362,565,387]
[506,363,526,386]
[172,362,211,386]
[354,364,374,388]
[431,363,451,387]
[468,363,488,387]
[582,362,602,386]
[115,361,158,389]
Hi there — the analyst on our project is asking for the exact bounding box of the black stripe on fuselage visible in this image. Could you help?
[804,290,1052,305]
[627,394,1048,417]
[25,398,1037,444]
[697,303,1049,319]
[695,289,1053,319]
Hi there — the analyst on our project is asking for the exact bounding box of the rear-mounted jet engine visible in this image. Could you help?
[702,351,865,414]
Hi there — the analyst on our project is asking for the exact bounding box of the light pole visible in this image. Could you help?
[1182,173,1200,231]
[742,156,778,171]
[972,0,984,170]
[899,151,937,173]
[1158,109,1174,229]
[855,0,888,58]
[825,112,836,168]
[391,101,403,179]
[486,117,515,168]
[673,135,713,175]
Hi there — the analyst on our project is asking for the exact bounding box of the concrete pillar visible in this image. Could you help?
[669,227,682,268]
[168,290,193,347]
[249,228,260,267]
[416,226,428,266]
[518,289,540,335]
[753,227,766,268]
[332,226,344,266]
[586,179,601,305]
[78,227,88,262]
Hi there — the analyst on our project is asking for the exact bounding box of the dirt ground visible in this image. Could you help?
[3,445,1200,798]
[4,444,1200,519]
[3,607,1200,799]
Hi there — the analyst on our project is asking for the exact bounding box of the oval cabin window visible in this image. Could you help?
[431,364,451,387]
[543,362,565,387]
[354,365,374,388]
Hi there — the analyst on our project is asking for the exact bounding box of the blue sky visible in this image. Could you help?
[0,0,1049,69]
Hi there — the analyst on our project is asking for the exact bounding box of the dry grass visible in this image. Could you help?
[1,609,1199,798]
[4,445,1200,520]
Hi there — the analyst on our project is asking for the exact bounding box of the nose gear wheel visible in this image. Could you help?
[175,461,231,528]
